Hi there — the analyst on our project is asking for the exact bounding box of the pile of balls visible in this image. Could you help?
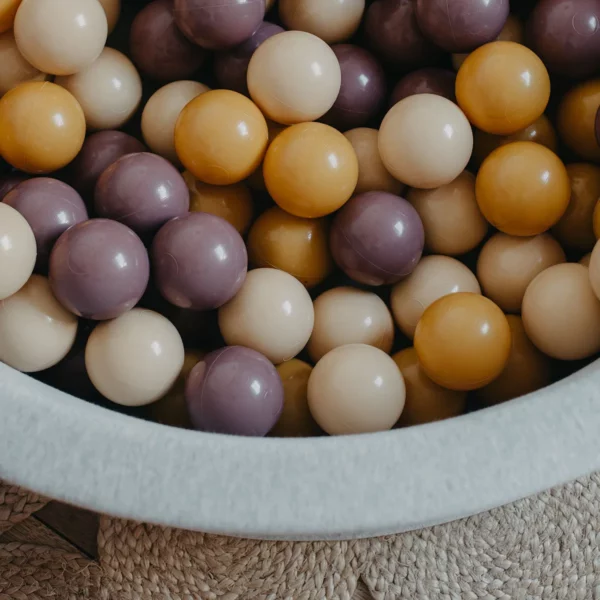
[1,0,600,438]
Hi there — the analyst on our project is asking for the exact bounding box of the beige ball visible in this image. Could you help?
[477,233,566,313]
[56,47,141,131]
[98,0,120,33]
[344,127,404,196]
[279,0,365,44]
[522,263,600,360]
[391,255,481,339]
[407,171,488,256]
[14,0,108,76]
[142,81,210,165]
[0,275,78,372]
[248,30,341,125]
[379,94,473,189]
[0,30,46,96]
[0,203,36,301]
[308,344,405,435]
[308,287,394,363]
[85,308,185,407]
[219,268,314,364]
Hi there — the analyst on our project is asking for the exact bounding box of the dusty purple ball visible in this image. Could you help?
[4,178,88,269]
[0,173,29,201]
[152,212,248,310]
[214,21,284,94]
[186,346,284,436]
[49,219,150,320]
[391,67,456,105]
[330,192,425,286]
[95,152,190,237]
[173,0,266,50]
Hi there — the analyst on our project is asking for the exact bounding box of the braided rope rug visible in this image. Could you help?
[1,474,600,599]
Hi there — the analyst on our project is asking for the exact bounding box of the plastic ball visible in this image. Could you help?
[0,172,28,200]
[581,253,593,267]
[0,30,46,96]
[589,240,600,300]
[391,68,456,105]
[98,0,120,33]
[186,346,284,436]
[0,0,20,33]
[49,219,150,320]
[85,308,185,407]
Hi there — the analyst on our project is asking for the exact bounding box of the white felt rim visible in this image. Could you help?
[0,359,598,541]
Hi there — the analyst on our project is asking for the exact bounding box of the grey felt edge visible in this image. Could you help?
[0,359,598,541]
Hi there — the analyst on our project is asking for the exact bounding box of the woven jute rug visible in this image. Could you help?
[1,474,600,599]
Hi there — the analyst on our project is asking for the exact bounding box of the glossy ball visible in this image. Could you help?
[308,344,406,435]
[0,203,36,300]
[0,0,20,33]
[391,255,481,339]
[331,191,424,286]
[523,263,600,360]
[393,348,467,426]
[344,128,404,196]
[49,219,150,320]
[308,287,394,363]
[98,0,120,33]
[184,171,253,235]
[414,293,511,391]
[456,41,550,135]
[527,0,600,79]
[391,68,456,105]
[247,31,341,124]
[175,89,268,185]
[263,122,358,218]
[245,119,287,191]
[218,268,314,364]
[0,172,28,200]
[0,275,78,372]
[476,142,570,236]
[323,44,386,130]
[186,346,284,436]
[407,171,488,256]
[477,233,566,313]
[0,82,85,174]
[477,315,552,406]
[379,94,473,189]
[4,178,88,268]
[248,206,333,288]
[0,30,46,96]
[173,0,265,50]
[14,0,107,76]
[141,81,209,166]
[214,21,284,95]
[130,0,206,82]
[68,130,146,199]
[589,239,600,299]
[152,212,247,311]
[86,308,184,406]
[272,359,320,438]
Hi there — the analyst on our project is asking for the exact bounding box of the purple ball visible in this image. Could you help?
[323,45,387,130]
[527,0,600,79]
[186,346,284,436]
[130,0,206,81]
[214,21,284,95]
[365,0,443,70]
[95,152,190,237]
[330,192,425,286]
[152,212,248,310]
[68,131,147,200]
[391,68,456,106]
[415,0,509,53]
[4,178,88,269]
[173,0,266,50]
[49,219,150,320]
[0,173,29,201]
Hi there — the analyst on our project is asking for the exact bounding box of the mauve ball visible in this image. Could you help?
[152,212,248,310]
[49,219,150,320]
[527,0,600,79]
[4,178,88,268]
[173,0,266,50]
[365,0,442,70]
[391,68,456,105]
[330,191,425,285]
[68,130,147,200]
[186,346,284,436]
[322,44,386,130]
[0,172,28,200]
[415,0,509,53]
[95,152,189,237]
[130,0,206,81]
[214,21,284,95]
